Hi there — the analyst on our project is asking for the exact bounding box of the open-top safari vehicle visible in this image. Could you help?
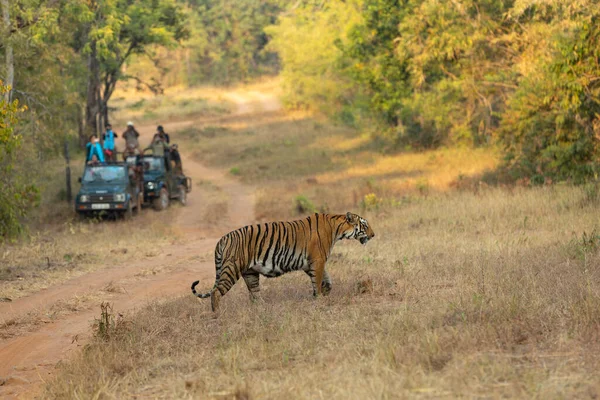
[75,161,144,218]
[139,150,191,211]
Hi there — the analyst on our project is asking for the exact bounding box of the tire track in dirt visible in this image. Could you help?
[0,91,279,399]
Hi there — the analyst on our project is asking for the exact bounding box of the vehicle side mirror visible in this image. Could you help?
[78,177,82,183]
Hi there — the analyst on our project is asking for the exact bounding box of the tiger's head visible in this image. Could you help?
[342,212,375,245]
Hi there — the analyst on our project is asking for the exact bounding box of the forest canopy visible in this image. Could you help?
[269,0,600,183]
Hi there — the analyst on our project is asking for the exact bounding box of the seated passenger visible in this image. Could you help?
[87,154,101,166]
[86,136,105,164]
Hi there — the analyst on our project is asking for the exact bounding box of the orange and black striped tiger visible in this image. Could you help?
[191,212,375,311]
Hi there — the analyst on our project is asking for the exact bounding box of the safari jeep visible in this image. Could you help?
[141,154,191,211]
[75,163,143,218]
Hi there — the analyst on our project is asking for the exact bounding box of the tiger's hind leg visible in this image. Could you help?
[321,270,332,296]
[211,260,243,312]
[242,270,262,302]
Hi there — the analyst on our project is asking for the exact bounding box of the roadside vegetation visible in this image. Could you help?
[269,0,600,183]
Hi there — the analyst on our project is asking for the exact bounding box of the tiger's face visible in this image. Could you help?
[344,212,375,245]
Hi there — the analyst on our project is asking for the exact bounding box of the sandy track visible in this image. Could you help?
[0,90,279,398]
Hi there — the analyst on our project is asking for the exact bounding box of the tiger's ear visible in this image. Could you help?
[346,212,353,222]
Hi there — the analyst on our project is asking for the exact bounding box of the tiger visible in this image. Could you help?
[191,212,375,311]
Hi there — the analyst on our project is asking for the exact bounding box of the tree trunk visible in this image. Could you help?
[84,40,100,147]
[1,0,13,101]
[101,99,109,128]
[77,104,85,148]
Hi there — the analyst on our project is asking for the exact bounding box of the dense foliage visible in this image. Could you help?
[0,83,38,239]
[270,0,600,182]
[127,0,289,86]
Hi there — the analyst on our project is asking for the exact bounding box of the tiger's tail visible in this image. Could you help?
[191,238,225,300]
[191,280,213,298]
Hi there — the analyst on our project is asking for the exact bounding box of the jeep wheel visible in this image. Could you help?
[153,188,169,211]
[178,185,187,206]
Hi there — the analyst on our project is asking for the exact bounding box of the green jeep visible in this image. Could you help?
[75,163,143,218]
[141,154,191,210]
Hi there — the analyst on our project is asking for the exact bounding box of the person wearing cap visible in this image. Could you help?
[123,121,140,150]
[102,123,118,161]
[152,125,170,144]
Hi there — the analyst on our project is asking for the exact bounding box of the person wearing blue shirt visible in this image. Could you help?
[86,135,105,164]
[102,123,118,161]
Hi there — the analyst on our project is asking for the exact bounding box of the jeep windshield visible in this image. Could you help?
[83,166,127,183]
[143,157,164,172]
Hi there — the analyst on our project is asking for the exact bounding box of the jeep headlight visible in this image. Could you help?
[114,193,126,202]
[80,195,89,203]
[147,182,155,190]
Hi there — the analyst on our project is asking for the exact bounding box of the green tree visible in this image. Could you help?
[266,0,363,119]
[500,2,600,182]
[74,0,188,142]
[0,82,38,239]
[185,0,287,84]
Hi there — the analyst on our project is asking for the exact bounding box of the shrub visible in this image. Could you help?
[294,195,316,215]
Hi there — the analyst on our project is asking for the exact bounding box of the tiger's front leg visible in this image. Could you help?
[306,261,326,297]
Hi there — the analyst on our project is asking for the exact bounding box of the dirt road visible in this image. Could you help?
[0,90,279,398]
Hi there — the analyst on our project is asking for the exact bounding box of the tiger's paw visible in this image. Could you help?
[321,282,332,296]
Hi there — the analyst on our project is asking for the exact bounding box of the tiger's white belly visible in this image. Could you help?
[250,257,308,278]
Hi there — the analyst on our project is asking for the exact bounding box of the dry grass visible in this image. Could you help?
[45,185,600,399]
[110,85,234,126]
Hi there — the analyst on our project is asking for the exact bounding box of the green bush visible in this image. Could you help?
[0,84,39,240]
[272,0,600,182]
[294,195,316,215]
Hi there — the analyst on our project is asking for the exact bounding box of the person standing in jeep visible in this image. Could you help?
[123,121,140,150]
[102,123,118,161]
[153,125,170,144]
